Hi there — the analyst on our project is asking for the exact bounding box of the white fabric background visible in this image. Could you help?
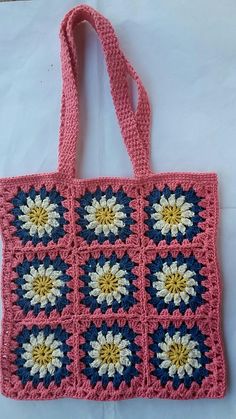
[0,0,235,418]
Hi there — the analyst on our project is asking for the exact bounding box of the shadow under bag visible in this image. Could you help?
[0,4,226,400]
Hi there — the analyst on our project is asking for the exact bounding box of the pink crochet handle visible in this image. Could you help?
[58,4,151,178]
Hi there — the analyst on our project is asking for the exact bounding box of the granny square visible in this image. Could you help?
[77,318,144,399]
[10,247,75,321]
[76,247,141,316]
[0,4,225,401]
[146,318,223,399]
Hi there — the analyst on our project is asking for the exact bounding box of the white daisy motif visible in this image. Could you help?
[22,331,63,378]
[88,261,129,306]
[153,262,197,306]
[151,194,194,237]
[89,331,131,377]
[157,332,201,378]
[22,264,63,308]
[18,195,60,237]
[84,196,126,236]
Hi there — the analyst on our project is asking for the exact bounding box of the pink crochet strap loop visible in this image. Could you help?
[58,4,151,178]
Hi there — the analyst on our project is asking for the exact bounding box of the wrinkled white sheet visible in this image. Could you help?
[0,0,236,418]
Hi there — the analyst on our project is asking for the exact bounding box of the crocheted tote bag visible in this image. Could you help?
[0,4,226,401]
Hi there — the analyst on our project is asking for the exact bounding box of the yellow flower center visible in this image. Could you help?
[99,271,119,294]
[99,343,120,364]
[161,205,181,225]
[32,344,53,366]
[168,342,190,367]
[95,207,115,225]
[32,275,53,297]
[29,206,48,226]
[165,272,187,294]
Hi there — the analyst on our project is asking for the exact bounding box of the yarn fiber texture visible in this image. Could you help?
[0,4,226,401]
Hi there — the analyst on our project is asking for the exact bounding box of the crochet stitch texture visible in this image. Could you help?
[0,4,226,400]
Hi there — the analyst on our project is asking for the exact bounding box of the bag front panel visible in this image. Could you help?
[0,172,225,400]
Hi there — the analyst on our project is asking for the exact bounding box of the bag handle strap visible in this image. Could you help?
[126,60,151,158]
[58,5,151,178]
